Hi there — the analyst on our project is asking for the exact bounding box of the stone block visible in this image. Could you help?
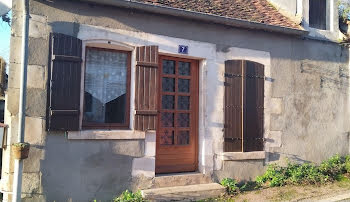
[22,194,46,202]
[6,114,19,145]
[132,157,155,178]
[21,172,42,194]
[24,117,45,145]
[10,37,23,64]
[131,175,153,191]
[6,88,20,116]
[27,65,47,89]
[145,131,156,157]
[214,160,265,182]
[1,147,13,173]
[49,21,80,37]
[29,14,48,39]
[265,131,282,148]
[270,114,284,131]
[8,64,47,89]
[23,147,45,173]
[28,38,49,66]
[12,0,23,11]
[26,88,47,118]
[8,63,21,89]
[3,173,14,192]
[11,10,22,37]
[270,97,283,114]
[112,140,144,157]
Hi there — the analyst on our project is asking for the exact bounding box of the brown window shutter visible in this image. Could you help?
[243,61,264,152]
[134,46,159,131]
[47,33,82,131]
[224,60,243,152]
[224,60,264,152]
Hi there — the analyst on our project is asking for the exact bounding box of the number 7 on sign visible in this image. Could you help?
[178,45,188,54]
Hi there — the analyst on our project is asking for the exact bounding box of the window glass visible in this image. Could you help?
[84,48,128,124]
[309,0,327,30]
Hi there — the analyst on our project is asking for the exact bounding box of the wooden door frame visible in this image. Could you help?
[156,55,199,174]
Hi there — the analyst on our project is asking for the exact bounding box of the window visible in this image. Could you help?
[82,47,131,129]
[47,33,158,132]
[224,60,264,152]
[309,0,327,30]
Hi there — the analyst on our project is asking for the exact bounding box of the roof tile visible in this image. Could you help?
[133,0,302,30]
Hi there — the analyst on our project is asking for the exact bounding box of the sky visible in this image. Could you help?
[0,11,11,64]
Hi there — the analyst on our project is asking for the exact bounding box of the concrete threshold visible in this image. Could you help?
[142,183,225,201]
[153,172,212,188]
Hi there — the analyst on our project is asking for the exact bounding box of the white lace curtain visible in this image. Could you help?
[84,48,127,122]
[85,48,127,104]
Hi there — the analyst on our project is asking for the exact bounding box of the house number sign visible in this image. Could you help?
[178,45,189,54]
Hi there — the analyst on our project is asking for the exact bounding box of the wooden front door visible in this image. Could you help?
[156,56,199,174]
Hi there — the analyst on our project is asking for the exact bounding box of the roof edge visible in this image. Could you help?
[80,0,309,36]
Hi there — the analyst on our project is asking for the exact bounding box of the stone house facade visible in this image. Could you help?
[1,0,350,201]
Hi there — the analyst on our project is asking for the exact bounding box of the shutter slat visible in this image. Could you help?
[135,46,159,131]
[47,33,82,131]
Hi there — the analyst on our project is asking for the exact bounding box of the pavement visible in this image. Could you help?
[318,193,350,202]
[303,192,350,202]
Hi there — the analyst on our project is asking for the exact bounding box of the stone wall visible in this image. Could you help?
[1,0,349,201]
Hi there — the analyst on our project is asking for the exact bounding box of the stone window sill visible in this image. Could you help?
[219,151,266,161]
[68,130,147,140]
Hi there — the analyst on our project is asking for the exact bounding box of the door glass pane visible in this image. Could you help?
[161,112,174,127]
[178,96,190,110]
[163,60,175,75]
[162,77,175,92]
[179,62,191,76]
[160,130,174,145]
[162,95,175,110]
[178,79,190,93]
[84,48,128,124]
[177,131,190,145]
[177,113,190,127]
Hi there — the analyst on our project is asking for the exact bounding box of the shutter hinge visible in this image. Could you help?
[50,110,79,116]
[52,55,82,62]
[136,61,158,68]
[135,110,158,115]
[246,75,264,79]
[242,137,266,142]
[225,105,242,108]
[224,73,242,78]
[224,137,242,142]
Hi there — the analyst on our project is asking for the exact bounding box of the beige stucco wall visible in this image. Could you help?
[1,0,350,201]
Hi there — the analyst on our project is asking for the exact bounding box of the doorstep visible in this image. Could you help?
[142,183,225,201]
[153,172,212,188]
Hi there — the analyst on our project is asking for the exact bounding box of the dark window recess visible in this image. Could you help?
[309,0,327,30]
[224,60,264,152]
[83,48,129,127]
